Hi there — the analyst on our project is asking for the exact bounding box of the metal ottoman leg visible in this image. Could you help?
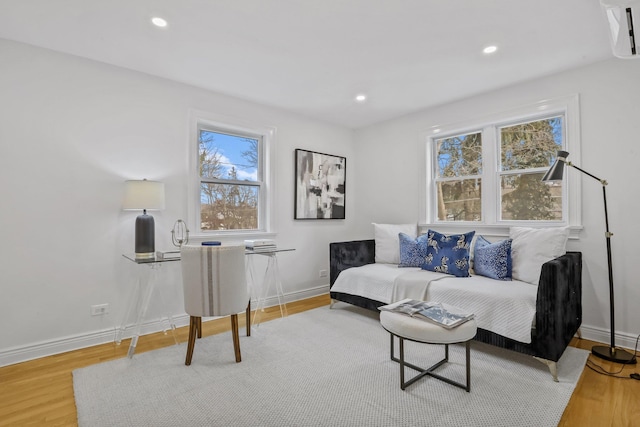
[389,332,471,392]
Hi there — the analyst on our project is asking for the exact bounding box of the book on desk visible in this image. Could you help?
[155,250,181,260]
[244,239,277,252]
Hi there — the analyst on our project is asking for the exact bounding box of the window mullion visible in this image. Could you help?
[498,167,549,177]
[435,175,482,183]
[202,177,261,187]
[482,126,497,224]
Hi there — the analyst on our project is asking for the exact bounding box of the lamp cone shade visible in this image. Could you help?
[542,150,569,182]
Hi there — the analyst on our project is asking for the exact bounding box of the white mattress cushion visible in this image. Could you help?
[393,272,537,343]
[331,263,417,304]
[334,264,538,343]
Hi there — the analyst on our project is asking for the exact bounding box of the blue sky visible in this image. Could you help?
[201,130,258,181]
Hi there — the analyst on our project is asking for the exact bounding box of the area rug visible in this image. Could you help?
[73,305,588,427]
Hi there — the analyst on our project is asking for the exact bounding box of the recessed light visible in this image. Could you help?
[483,45,497,54]
[151,17,168,28]
[355,94,367,103]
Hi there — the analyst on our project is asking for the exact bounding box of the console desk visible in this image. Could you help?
[117,248,294,357]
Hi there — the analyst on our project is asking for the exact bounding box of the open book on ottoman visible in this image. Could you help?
[379,298,474,329]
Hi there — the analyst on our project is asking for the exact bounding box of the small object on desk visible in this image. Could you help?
[202,241,222,246]
[247,245,278,252]
[156,250,181,260]
[244,239,275,247]
[171,219,190,247]
[244,239,277,251]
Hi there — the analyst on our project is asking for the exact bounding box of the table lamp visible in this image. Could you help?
[123,179,165,259]
[542,151,636,364]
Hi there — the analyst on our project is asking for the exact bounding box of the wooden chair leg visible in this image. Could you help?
[185,316,199,366]
[196,316,202,339]
[246,301,251,337]
[230,314,241,363]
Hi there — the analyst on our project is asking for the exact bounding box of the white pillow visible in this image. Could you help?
[510,227,569,285]
[373,223,417,264]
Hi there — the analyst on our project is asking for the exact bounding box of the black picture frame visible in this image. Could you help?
[294,149,346,219]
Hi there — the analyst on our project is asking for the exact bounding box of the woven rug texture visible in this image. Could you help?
[73,305,588,427]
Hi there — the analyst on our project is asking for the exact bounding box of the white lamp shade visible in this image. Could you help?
[122,180,166,210]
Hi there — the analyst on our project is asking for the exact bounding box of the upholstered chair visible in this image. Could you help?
[180,245,251,365]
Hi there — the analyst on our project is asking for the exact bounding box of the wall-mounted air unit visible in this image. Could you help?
[601,1,640,58]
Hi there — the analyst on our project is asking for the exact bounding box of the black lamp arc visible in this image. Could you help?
[543,151,636,364]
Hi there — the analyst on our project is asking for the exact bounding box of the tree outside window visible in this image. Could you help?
[499,117,563,221]
[435,132,482,221]
[433,115,564,223]
[199,128,261,231]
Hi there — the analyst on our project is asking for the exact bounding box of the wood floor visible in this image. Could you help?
[1,294,638,426]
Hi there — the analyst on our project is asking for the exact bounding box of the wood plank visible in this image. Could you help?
[558,336,639,427]
[1,294,639,427]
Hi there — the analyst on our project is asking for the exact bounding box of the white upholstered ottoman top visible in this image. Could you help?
[380,309,477,344]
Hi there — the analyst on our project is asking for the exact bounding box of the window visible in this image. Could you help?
[199,127,262,231]
[425,95,580,231]
[499,117,563,221]
[189,111,275,236]
[435,131,482,221]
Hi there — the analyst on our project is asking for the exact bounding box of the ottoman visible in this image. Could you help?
[380,308,477,391]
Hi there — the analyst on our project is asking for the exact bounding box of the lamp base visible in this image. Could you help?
[592,345,637,364]
[134,212,155,258]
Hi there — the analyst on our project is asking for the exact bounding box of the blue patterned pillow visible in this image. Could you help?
[398,233,429,267]
[474,236,512,280]
[422,230,475,277]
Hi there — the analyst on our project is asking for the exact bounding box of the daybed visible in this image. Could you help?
[329,238,582,381]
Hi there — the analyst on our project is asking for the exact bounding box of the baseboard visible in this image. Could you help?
[275,284,329,305]
[579,324,640,352]
[0,327,119,368]
[0,315,191,368]
[0,285,330,368]
[21,286,635,366]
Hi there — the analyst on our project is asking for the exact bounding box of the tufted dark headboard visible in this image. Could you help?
[329,239,376,286]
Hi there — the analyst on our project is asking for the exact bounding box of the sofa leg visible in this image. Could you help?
[534,357,558,382]
[576,328,582,339]
[330,299,336,309]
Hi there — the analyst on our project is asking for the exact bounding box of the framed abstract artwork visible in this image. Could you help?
[294,149,346,219]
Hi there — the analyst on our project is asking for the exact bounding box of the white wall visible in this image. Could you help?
[3,37,638,366]
[353,58,640,349]
[0,39,358,365]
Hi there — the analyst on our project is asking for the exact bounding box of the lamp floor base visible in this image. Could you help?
[592,345,637,364]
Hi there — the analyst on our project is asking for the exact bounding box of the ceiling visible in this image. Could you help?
[0,0,615,129]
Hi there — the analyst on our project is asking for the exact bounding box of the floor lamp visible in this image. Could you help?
[542,151,636,364]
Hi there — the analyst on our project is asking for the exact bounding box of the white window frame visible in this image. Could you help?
[188,110,276,238]
[432,129,484,222]
[421,95,581,237]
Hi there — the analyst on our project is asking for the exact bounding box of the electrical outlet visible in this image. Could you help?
[91,303,109,316]
[319,269,328,277]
